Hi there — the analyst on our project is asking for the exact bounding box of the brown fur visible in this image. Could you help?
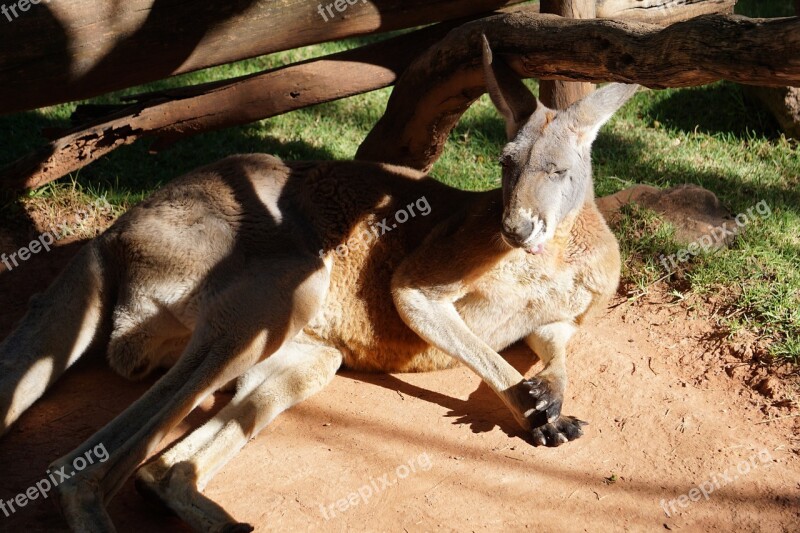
[0,57,636,529]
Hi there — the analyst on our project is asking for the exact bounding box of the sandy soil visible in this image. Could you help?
[0,233,797,533]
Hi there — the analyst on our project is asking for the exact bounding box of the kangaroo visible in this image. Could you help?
[0,36,637,532]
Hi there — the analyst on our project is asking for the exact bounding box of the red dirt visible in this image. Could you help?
[0,235,798,533]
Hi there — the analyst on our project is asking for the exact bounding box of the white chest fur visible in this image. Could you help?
[456,253,592,352]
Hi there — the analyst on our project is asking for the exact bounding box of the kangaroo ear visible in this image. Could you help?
[481,34,538,140]
[565,83,639,145]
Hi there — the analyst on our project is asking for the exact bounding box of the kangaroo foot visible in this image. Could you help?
[530,415,588,447]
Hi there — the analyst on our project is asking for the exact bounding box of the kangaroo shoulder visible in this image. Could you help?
[569,204,621,293]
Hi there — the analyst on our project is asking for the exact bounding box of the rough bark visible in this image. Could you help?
[0,23,456,191]
[7,11,797,191]
[0,0,527,114]
[596,0,737,23]
[356,12,800,172]
[0,0,737,115]
[539,0,596,109]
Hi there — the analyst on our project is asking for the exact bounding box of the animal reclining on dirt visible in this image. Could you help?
[0,38,637,532]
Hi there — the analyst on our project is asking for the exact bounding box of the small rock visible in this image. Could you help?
[597,184,736,250]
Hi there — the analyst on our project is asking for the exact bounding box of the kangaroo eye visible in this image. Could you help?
[550,169,568,180]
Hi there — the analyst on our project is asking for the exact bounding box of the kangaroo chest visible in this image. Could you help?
[455,254,593,351]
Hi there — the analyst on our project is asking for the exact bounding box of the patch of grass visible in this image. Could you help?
[736,0,796,17]
[608,203,679,288]
[0,22,798,365]
[23,180,125,239]
[596,83,800,363]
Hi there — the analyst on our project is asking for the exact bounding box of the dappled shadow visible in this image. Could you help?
[0,3,70,114]
[644,83,781,141]
[0,350,228,532]
[3,344,797,531]
[0,152,498,530]
[0,136,336,429]
[0,107,338,200]
[346,345,539,442]
[78,0,261,94]
[4,358,798,531]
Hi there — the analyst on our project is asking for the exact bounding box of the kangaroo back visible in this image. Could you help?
[0,243,110,435]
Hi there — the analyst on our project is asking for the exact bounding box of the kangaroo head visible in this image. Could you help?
[481,35,638,254]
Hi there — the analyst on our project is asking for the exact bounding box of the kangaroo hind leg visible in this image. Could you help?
[107,294,192,381]
[0,244,109,436]
[49,255,328,532]
[135,335,342,532]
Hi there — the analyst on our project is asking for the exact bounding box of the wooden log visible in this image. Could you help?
[0,0,734,116]
[539,0,596,109]
[0,23,457,191]
[7,11,796,191]
[596,0,736,23]
[0,0,526,114]
[356,12,800,172]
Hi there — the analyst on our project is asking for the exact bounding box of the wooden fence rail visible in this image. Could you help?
[356,12,800,171]
[0,0,527,114]
[0,0,734,115]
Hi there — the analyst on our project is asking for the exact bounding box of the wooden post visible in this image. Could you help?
[596,0,736,23]
[539,0,596,109]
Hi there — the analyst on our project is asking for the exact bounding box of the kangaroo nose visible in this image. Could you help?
[502,217,533,246]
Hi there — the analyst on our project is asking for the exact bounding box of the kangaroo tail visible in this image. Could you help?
[0,243,111,436]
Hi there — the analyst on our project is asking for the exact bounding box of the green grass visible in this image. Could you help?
[0,3,798,364]
[597,82,799,363]
[735,0,796,17]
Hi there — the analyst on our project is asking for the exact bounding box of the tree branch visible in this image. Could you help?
[0,23,456,191]
[356,12,800,171]
[0,0,527,114]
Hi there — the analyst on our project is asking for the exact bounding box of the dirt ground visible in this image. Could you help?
[0,229,798,532]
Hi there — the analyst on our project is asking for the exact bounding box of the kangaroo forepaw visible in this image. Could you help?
[522,375,564,423]
[221,523,255,533]
[530,415,588,447]
[135,462,249,533]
